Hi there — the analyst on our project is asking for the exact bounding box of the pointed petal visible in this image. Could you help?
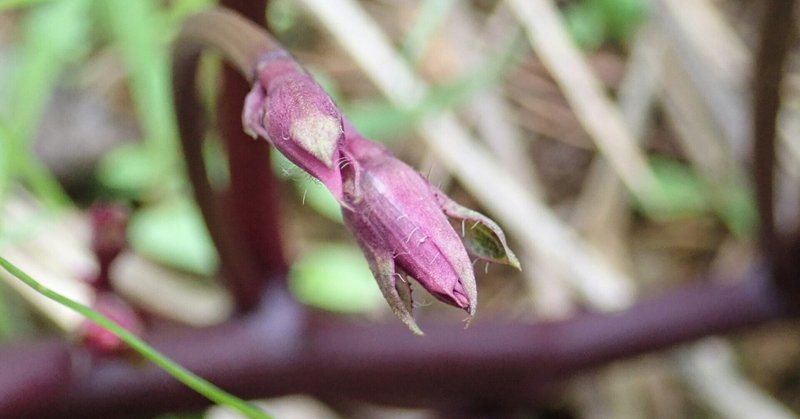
[432,187,521,270]
[358,239,424,335]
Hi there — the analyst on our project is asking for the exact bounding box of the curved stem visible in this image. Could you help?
[172,8,287,310]
[175,9,277,80]
[220,0,289,287]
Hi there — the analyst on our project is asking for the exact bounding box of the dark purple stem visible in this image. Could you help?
[752,0,797,297]
[172,9,285,311]
[218,0,288,308]
[5,269,785,418]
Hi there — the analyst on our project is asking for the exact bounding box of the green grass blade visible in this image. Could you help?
[2,0,89,208]
[402,0,458,66]
[0,284,15,340]
[98,0,181,187]
[0,256,271,419]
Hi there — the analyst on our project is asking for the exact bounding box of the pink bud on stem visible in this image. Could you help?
[243,50,345,199]
[243,53,519,334]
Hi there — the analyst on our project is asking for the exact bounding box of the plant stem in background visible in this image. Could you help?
[751,0,799,302]
[219,0,288,311]
[0,256,271,419]
[173,8,282,312]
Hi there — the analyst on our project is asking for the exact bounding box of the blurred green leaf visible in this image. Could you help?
[348,35,522,140]
[638,157,757,237]
[2,0,90,207]
[163,0,214,27]
[98,0,180,189]
[0,284,14,340]
[402,0,458,65]
[716,182,757,238]
[266,0,301,35]
[289,244,385,313]
[0,0,52,11]
[638,157,709,220]
[96,143,158,197]
[129,198,219,276]
[346,100,416,141]
[565,2,607,51]
[598,0,648,41]
[565,0,648,50]
[271,150,343,222]
[0,124,10,199]
[295,178,343,223]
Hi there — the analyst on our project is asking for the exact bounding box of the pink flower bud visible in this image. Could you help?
[339,128,485,334]
[243,51,345,199]
[80,292,144,355]
[239,52,520,334]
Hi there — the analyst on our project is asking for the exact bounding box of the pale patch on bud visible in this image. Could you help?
[290,113,341,168]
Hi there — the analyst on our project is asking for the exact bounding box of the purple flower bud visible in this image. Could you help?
[339,127,483,335]
[239,51,519,334]
[243,51,345,199]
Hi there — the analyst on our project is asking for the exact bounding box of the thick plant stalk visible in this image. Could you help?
[172,9,283,311]
[218,0,288,311]
[3,267,784,418]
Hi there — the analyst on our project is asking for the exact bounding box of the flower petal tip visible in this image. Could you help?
[507,251,522,271]
[290,113,342,168]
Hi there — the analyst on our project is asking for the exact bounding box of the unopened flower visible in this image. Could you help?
[243,50,345,199]
[242,53,519,334]
[339,125,519,334]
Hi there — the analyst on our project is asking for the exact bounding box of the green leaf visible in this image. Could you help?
[716,183,757,238]
[0,256,270,419]
[0,283,14,339]
[2,0,89,207]
[98,0,180,184]
[565,2,607,51]
[96,143,157,196]
[346,32,522,140]
[638,157,709,220]
[598,0,648,41]
[289,244,385,314]
[128,198,218,276]
[295,178,343,223]
[272,150,343,222]
[0,0,52,9]
[402,0,458,65]
[266,0,302,36]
